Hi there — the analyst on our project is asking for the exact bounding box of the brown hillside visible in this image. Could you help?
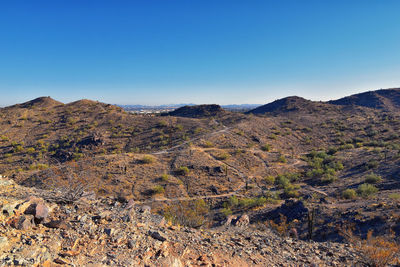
[163,104,226,118]
[329,88,400,111]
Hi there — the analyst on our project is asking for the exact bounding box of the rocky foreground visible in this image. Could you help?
[0,178,360,266]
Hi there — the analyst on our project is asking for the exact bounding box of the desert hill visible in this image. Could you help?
[247,96,343,115]
[329,88,400,111]
[163,104,227,118]
[6,96,63,109]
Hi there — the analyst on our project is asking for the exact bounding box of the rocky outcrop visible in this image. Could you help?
[0,177,360,266]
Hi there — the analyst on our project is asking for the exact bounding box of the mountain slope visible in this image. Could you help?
[247,96,334,114]
[329,88,400,111]
[163,104,226,118]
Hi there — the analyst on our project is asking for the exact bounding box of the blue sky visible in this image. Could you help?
[1,0,400,106]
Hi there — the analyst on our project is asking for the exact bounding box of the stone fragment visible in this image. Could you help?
[10,215,35,230]
[150,231,167,242]
[127,240,136,249]
[126,199,135,209]
[224,215,237,226]
[44,219,68,229]
[139,205,151,214]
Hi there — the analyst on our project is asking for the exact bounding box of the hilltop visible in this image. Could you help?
[329,88,400,111]
[247,96,331,114]
[163,104,227,118]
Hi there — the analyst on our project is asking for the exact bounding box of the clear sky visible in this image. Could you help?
[1,0,400,106]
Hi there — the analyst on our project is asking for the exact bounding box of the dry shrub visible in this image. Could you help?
[341,224,400,267]
[162,199,209,228]
[268,214,290,237]
[41,161,94,204]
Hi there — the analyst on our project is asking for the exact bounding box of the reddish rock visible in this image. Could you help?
[35,203,49,221]
[10,215,35,230]
[24,202,49,223]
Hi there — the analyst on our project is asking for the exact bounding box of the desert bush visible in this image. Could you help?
[264,175,275,185]
[363,160,379,171]
[239,197,267,209]
[278,154,287,163]
[29,163,49,171]
[176,166,190,176]
[341,226,400,267]
[268,214,290,237]
[389,193,400,200]
[221,207,232,217]
[26,147,36,154]
[216,152,230,160]
[161,173,169,182]
[163,199,209,228]
[42,162,93,204]
[357,183,378,198]
[365,173,382,184]
[140,155,155,164]
[152,185,165,195]
[261,144,271,152]
[13,145,24,153]
[283,184,300,198]
[203,141,214,148]
[275,175,290,189]
[269,134,277,140]
[342,189,357,199]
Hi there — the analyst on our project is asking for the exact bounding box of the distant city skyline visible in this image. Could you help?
[1,1,400,106]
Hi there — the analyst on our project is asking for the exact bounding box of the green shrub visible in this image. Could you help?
[177,166,190,176]
[216,152,230,160]
[364,173,382,184]
[357,183,378,198]
[342,189,357,199]
[152,185,165,195]
[363,160,379,171]
[264,175,275,185]
[278,154,287,163]
[389,193,400,200]
[141,155,155,164]
[275,175,290,189]
[239,197,267,209]
[203,141,214,148]
[261,144,271,152]
[221,207,232,217]
[161,173,169,182]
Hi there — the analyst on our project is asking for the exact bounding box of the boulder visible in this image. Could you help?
[25,203,49,223]
[224,215,237,226]
[234,214,250,227]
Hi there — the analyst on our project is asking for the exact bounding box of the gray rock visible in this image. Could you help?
[150,231,167,242]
